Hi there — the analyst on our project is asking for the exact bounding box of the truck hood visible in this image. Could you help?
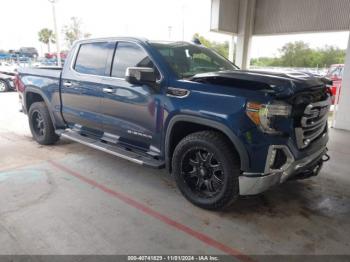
[190,70,330,98]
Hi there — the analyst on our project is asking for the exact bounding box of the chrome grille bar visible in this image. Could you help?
[295,96,331,149]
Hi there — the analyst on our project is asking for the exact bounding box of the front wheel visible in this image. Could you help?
[28,102,59,145]
[172,131,240,210]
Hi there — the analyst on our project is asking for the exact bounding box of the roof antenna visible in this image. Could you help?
[192,37,202,45]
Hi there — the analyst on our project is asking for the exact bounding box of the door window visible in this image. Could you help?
[74,42,111,76]
[111,42,155,78]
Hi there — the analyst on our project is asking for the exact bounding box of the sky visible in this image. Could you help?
[0,0,349,58]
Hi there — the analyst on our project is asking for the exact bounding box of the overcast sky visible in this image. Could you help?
[0,0,349,58]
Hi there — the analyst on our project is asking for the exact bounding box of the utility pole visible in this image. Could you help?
[228,36,235,62]
[48,0,61,67]
[181,3,185,41]
[168,26,172,40]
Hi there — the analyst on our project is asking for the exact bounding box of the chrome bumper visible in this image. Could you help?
[239,146,327,195]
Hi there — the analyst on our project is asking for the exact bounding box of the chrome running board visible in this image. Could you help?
[56,129,164,168]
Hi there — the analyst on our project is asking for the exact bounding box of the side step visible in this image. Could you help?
[56,129,165,169]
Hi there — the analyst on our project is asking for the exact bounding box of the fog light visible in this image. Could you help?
[265,145,294,174]
[270,149,287,170]
[269,149,277,167]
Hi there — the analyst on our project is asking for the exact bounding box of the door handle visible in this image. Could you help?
[103,87,114,94]
[63,81,73,87]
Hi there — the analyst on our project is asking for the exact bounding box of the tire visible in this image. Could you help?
[172,131,240,210]
[0,79,9,92]
[28,102,59,145]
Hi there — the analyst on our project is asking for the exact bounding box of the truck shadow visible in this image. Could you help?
[223,178,349,220]
[51,140,350,221]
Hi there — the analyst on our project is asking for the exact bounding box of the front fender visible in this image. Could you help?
[164,114,249,171]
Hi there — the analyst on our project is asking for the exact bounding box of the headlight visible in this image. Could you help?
[246,101,291,134]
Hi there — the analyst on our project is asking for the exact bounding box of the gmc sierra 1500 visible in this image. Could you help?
[16,37,331,210]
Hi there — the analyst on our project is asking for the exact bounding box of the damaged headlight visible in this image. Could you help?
[246,101,292,134]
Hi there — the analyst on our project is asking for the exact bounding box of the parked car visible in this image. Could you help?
[32,58,60,67]
[19,47,39,59]
[0,61,17,92]
[0,72,15,92]
[16,37,331,210]
[0,53,12,60]
[0,61,18,73]
[45,52,68,60]
[326,64,344,104]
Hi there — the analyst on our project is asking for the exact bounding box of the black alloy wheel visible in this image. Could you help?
[181,148,224,198]
[28,102,59,145]
[31,110,45,137]
[172,131,240,210]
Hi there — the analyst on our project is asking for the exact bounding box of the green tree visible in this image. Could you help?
[38,28,56,53]
[63,17,91,47]
[193,33,230,59]
[318,45,346,67]
[278,41,314,67]
[251,57,281,67]
[251,41,346,68]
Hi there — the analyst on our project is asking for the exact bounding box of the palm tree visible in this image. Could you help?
[38,28,56,53]
[63,17,91,47]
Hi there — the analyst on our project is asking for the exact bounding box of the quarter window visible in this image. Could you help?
[74,42,110,76]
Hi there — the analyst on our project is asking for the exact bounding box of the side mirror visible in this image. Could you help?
[125,67,156,85]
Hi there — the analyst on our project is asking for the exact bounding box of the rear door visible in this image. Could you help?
[99,41,163,154]
[60,41,114,133]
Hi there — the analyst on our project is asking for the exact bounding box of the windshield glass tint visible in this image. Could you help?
[150,42,237,78]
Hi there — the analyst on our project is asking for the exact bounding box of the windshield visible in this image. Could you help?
[149,42,238,78]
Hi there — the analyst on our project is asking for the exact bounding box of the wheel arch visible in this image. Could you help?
[165,115,249,172]
[24,87,57,127]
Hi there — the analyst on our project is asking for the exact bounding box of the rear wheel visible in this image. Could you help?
[0,80,9,92]
[28,102,59,145]
[172,131,240,210]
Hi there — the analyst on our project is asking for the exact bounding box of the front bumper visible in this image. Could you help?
[239,145,328,195]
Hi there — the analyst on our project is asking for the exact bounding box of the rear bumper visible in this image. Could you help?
[239,145,327,195]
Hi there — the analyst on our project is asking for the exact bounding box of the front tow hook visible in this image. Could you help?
[322,153,330,162]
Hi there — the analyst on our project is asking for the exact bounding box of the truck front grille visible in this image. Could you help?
[295,96,331,149]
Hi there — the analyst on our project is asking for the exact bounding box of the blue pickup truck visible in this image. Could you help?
[17,37,331,210]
